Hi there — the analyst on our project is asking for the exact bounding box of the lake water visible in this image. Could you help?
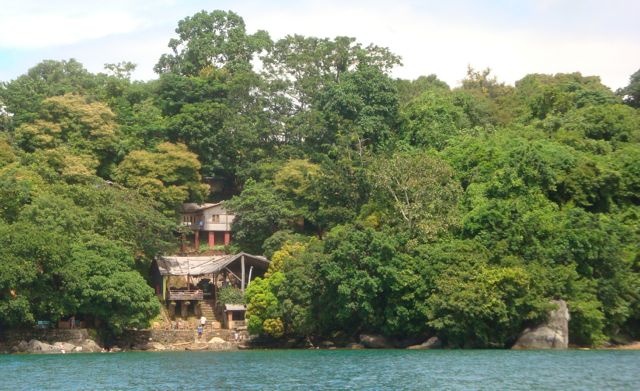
[1,349,638,390]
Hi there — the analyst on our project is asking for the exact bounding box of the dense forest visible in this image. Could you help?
[1,10,639,347]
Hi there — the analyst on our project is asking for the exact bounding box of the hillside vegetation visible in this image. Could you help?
[1,10,638,346]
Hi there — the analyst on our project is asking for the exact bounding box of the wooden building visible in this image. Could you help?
[151,253,269,328]
[180,202,235,250]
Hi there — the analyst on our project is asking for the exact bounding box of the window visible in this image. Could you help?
[211,215,220,223]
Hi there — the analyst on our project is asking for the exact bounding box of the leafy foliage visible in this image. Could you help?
[1,9,639,347]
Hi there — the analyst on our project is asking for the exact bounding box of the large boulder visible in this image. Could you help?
[512,300,570,349]
[53,342,77,352]
[359,334,393,349]
[81,339,102,353]
[208,342,235,351]
[207,337,236,351]
[407,336,442,350]
[14,339,61,354]
[320,340,335,348]
[208,337,226,344]
[131,342,154,351]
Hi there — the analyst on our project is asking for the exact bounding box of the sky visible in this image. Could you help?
[0,0,638,90]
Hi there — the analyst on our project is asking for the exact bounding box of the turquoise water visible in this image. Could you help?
[1,350,639,390]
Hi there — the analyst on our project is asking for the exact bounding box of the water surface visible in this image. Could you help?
[1,349,638,390]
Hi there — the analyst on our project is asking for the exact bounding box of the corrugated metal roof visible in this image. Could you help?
[180,202,225,213]
[224,304,246,311]
[155,253,269,276]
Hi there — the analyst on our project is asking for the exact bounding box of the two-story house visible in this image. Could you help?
[180,202,235,250]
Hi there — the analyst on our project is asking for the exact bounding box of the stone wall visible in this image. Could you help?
[114,329,234,348]
[1,329,90,345]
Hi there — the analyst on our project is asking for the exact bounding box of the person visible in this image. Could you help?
[197,325,203,339]
[200,315,207,328]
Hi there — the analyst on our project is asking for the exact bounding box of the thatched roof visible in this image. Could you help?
[155,252,269,276]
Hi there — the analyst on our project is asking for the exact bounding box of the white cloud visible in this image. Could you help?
[237,1,639,89]
[0,11,142,49]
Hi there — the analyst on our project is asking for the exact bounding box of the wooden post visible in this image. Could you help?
[247,266,254,288]
[194,230,200,249]
[241,255,245,292]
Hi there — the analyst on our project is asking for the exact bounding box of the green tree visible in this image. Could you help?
[0,59,98,127]
[399,90,471,150]
[618,68,640,108]
[227,179,296,253]
[114,142,208,214]
[155,10,271,76]
[316,65,399,154]
[368,151,461,240]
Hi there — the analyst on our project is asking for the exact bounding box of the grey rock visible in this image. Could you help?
[207,341,236,351]
[147,342,166,351]
[407,336,442,350]
[81,339,102,353]
[15,339,62,354]
[132,343,150,351]
[53,342,76,352]
[12,340,29,353]
[208,337,226,344]
[320,340,335,348]
[359,334,393,349]
[512,300,570,349]
[131,342,164,351]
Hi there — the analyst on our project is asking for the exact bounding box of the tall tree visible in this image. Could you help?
[114,142,209,214]
[154,10,271,76]
[618,68,640,108]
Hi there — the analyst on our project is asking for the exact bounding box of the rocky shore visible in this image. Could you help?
[5,335,239,354]
[4,334,639,354]
[0,327,244,354]
[11,338,103,354]
[2,301,637,353]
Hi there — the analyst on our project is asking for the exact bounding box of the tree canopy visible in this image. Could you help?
[0,9,638,347]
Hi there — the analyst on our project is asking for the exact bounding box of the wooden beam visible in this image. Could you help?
[224,267,242,282]
[162,276,167,301]
[241,255,246,292]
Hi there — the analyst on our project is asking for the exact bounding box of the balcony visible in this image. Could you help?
[168,289,204,301]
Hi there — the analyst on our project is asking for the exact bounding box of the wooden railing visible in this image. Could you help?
[168,289,204,301]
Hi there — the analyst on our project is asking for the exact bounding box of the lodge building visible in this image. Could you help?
[151,253,269,330]
[180,202,235,250]
[149,203,268,330]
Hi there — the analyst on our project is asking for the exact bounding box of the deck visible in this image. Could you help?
[168,289,204,301]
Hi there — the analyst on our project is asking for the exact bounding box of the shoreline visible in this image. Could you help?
[2,328,638,354]
[4,341,640,355]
